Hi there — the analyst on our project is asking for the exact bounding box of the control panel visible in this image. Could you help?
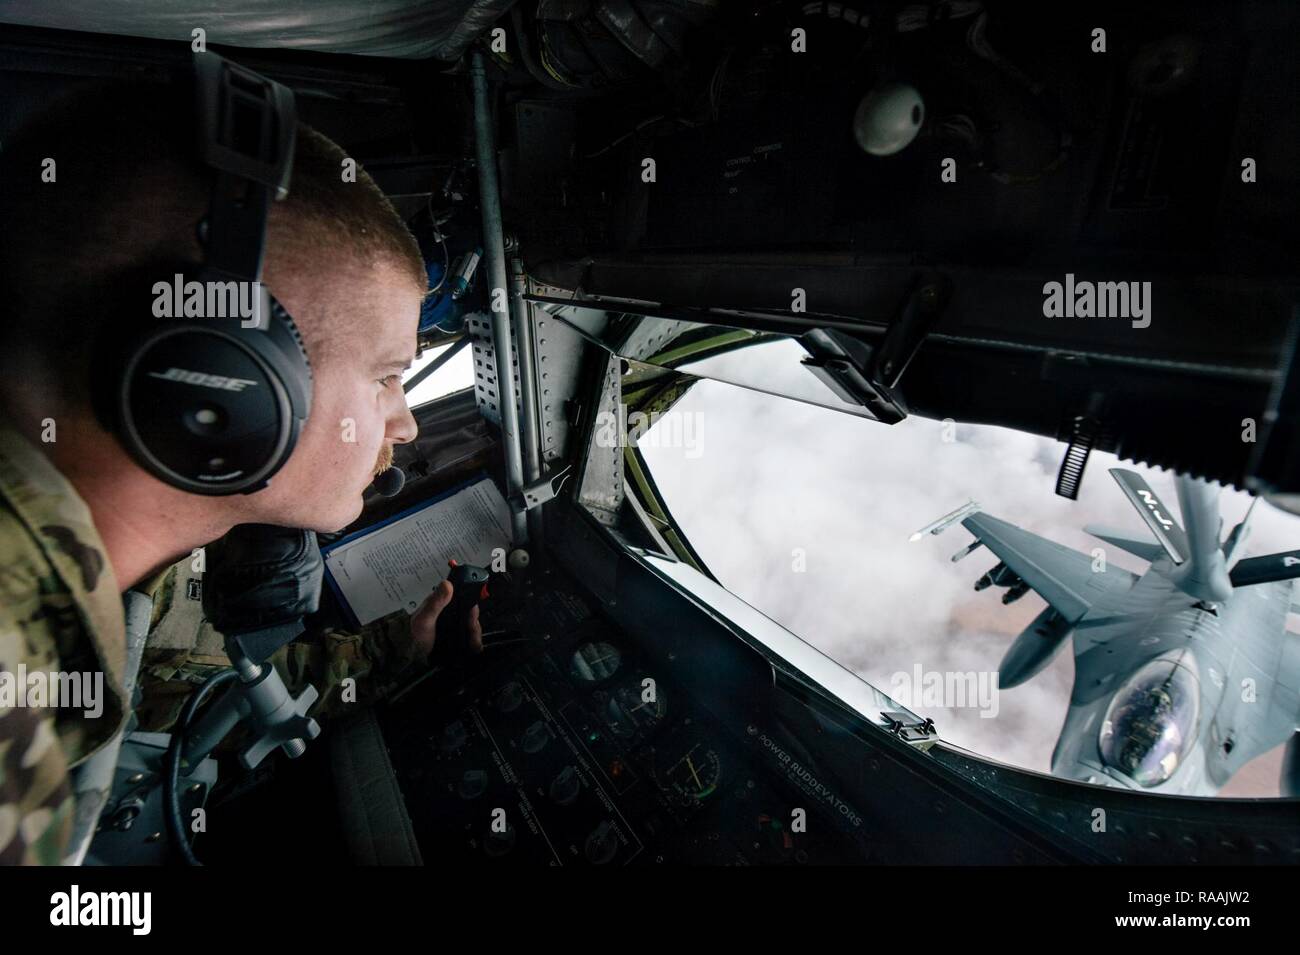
[379,568,864,865]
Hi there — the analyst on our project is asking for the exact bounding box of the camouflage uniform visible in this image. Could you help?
[0,419,128,864]
[0,417,427,864]
[138,559,426,735]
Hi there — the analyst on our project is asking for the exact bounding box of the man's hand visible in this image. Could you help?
[409,579,483,662]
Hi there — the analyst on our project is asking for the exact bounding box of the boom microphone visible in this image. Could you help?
[372,466,406,498]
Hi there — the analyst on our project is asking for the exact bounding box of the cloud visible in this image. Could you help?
[640,362,1298,798]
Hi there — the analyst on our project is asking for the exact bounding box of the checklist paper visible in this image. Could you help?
[321,477,512,626]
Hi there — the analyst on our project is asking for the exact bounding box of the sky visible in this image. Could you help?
[402,339,475,406]
[637,345,1300,799]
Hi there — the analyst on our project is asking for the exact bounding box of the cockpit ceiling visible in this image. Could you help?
[0,0,513,60]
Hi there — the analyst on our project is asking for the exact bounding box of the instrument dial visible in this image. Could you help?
[661,743,721,806]
[569,641,622,684]
[606,677,667,738]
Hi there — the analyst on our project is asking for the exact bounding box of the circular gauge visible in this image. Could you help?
[606,678,667,738]
[662,744,721,805]
[569,641,622,684]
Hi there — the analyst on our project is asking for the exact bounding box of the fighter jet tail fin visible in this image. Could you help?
[1108,469,1190,565]
[1228,549,1300,587]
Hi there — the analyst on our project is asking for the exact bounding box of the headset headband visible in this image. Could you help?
[193,51,296,284]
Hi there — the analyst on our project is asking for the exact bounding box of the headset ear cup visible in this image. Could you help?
[103,268,312,495]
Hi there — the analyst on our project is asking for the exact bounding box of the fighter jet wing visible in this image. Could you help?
[961,512,1133,623]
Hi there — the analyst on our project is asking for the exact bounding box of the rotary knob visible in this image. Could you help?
[521,720,552,754]
[438,720,468,754]
[484,823,516,858]
[549,766,581,806]
[458,769,489,800]
[584,821,619,865]
[495,681,525,713]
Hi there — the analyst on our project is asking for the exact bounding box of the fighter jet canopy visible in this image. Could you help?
[1098,656,1201,788]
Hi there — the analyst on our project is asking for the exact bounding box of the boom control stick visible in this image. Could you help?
[391,556,536,704]
[429,559,490,664]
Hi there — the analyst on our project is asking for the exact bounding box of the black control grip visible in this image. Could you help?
[430,560,490,664]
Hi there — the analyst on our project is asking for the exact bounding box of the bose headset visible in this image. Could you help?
[96,51,313,495]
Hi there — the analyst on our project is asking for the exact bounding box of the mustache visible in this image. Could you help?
[373,443,394,477]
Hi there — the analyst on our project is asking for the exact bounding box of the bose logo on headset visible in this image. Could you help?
[147,368,260,391]
[98,52,313,496]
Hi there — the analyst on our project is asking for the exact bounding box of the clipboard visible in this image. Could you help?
[320,474,511,628]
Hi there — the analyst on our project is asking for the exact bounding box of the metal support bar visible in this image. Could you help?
[471,48,527,543]
[511,258,542,483]
[403,336,469,395]
[511,258,546,546]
